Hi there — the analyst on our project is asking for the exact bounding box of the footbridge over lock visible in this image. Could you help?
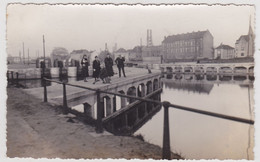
[24,67,163,135]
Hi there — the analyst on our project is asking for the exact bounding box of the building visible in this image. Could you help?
[128,46,142,61]
[142,45,162,57]
[162,30,214,62]
[235,20,254,58]
[69,49,92,66]
[7,55,22,64]
[142,45,162,64]
[214,44,235,59]
[113,48,129,61]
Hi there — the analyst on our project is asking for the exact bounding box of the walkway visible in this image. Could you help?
[24,67,160,107]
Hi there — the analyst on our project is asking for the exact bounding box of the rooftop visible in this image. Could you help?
[215,44,234,50]
[162,30,210,43]
[236,35,249,44]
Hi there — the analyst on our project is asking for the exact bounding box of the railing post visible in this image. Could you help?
[43,78,48,102]
[162,101,171,159]
[63,82,69,114]
[96,89,103,133]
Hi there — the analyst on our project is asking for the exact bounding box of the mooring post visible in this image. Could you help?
[63,82,69,114]
[96,89,103,133]
[43,77,48,102]
[16,72,19,84]
[162,101,171,160]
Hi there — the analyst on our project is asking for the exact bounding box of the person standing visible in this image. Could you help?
[104,54,114,80]
[115,55,126,77]
[92,56,101,84]
[81,55,89,82]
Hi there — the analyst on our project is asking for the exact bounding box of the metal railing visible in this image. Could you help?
[42,77,254,160]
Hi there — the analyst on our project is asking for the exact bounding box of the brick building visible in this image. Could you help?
[162,30,214,62]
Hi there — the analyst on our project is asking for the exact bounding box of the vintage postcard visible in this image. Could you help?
[1,1,259,162]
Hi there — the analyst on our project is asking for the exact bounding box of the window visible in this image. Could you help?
[241,53,244,56]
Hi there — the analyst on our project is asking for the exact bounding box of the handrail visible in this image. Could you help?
[43,78,254,125]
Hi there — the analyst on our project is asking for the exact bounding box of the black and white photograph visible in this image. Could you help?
[1,1,259,161]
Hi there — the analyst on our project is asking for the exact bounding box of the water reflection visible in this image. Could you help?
[135,78,254,160]
[163,79,213,94]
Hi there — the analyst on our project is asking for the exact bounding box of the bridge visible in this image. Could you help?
[24,67,162,134]
[163,73,254,85]
[156,62,254,74]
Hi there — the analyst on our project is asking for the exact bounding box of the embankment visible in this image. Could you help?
[6,87,181,159]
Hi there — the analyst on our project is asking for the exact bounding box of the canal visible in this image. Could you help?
[14,74,254,160]
[135,74,254,160]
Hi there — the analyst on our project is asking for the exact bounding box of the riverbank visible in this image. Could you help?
[6,87,182,159]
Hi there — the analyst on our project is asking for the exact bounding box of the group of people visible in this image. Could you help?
[81,54,126,84]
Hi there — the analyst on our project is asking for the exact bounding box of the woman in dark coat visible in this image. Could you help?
[81,55,89,82]
[92,56,101,84]
[104,54,114,77]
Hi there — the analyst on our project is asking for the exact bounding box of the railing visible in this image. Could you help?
[42,77,254,160]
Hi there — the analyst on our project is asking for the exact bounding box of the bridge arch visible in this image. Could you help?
[206,67,217,73]
[146,81,153,95]
[234,66,247,74]
[184,66,193,73]
[219,66,232,74]
[103,96,112,117]
[117,90,126,109]
[249,66,254,73]
[153,79,159,91]
[127,86,137,104]
[137,83,146,97]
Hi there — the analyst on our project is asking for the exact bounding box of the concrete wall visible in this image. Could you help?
[10,68,42,79]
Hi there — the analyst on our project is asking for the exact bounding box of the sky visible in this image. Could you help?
[6,4,255,58]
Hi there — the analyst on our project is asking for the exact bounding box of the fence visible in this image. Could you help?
[42,77,254,160]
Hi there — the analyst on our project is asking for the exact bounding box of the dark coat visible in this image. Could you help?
[99,67,108,80]
[81,58,89,77]
[115,57,125,67]
[92,60,101,78]
[104,57,114,77]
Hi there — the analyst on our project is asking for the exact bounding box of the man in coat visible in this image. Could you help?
[92,56,101,84]
[115,55,126,77]
[104,53,114,78]
[81,55,89,82]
